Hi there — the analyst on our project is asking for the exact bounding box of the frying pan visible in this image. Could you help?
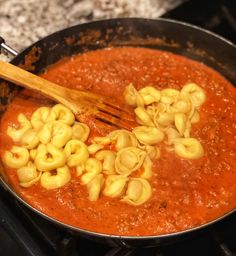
[0,18,235,247]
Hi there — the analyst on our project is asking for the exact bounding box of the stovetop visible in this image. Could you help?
[0,0,236,256]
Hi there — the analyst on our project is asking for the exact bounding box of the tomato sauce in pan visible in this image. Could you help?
[0,47,236,236]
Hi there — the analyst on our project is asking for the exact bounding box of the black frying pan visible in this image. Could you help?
[0,18,236,247]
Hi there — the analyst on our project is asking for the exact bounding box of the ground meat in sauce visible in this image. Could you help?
[0,47,236,236]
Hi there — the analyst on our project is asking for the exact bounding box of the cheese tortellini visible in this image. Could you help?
[133,126,164,145]
[72,122,90,141]
[121,178,152,206]
[3,146,29,169]
[108,130,138,150]
[103,175,128,198]
[40,166,71,190]
[17,162,41,188]
[7,114,31,142]
[115,147,146,176]
[64,140,89,167]
[35,143,66,171]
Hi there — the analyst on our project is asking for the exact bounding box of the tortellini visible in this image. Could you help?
[174,138,204,160]
[138,86,161,105]
[31,107,51,130]
[133,126,164,145]
[115,147,146,176]
[35,143,66,171]
[181,83,206,107]
[123,83,144,107]
[95,150,116,175]
[21,129,39,149]
[72,122,90,141]
[3,146,29,169]
[64,140,89,167]
[103,175,128,198]
[7,114,31,142]
[134,107,154,126]
[38,121,72,148]
[87,174,104,201]
[40,166,71,190]
[80,158,102,185]
[17,162,41,188]
[121,178,152,206]
[108,130,138,150]
[46,104,75,125]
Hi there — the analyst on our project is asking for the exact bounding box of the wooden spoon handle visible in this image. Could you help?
[0,60,70,103]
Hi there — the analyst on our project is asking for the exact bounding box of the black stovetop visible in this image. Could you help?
[0,0,236,255]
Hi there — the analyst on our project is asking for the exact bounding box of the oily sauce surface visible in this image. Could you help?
[0,47,236,236]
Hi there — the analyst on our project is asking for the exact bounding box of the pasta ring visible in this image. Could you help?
[87,174,104,201]
[134,107,154,126]
[174,138,204,159]
[40,166,71,190]
[35,143,66,171]
[17,162,41,188]
[46,104,75,125]
[121,178,152,206]
[103,175,128,198]
[115,147,146,176]
[64,140,89,167]
[132,126,164,145]
[21,129,39,149]
[31,107,51,130]
[72,122,90,142]
[3,146,29,169]
[95,150,116,175]
[38,121,72,148]
[80,158,102,185]
[138,86,161,105]
[123,83,144,107]
[7,114,31,142]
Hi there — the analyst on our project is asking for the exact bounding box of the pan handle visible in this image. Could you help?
[0,36,18,57]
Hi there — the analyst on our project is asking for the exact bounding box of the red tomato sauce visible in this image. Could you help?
[0,47,236,236]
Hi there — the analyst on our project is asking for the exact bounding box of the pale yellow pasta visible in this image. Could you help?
[40,166,71,189]
[64,140,89,167]
[95,150,116,175]
[174,113,187,135]
[108,130,138,151]
[142,145,160,160]
[87,174,104,201]
[183,121,191,138]
[121,178,152,206]
[141,156,152,179]
[174,138,204,159]
[134,107,154,126]
[35,143,66,171]
[138,86,161,105]
[20,129,39,149]
[154,111,174,127]
[7,114,31,142]
[30,149,37,160]
[17,162,41,188]
[103,175,128,198]
[3,146,29,169]
[38,121,72,148]
[115,147,146,176]
[87,144,104,154]
[160,88,179,104]
[123,83,144,107]
[92,136,111,145]
[31,107,51,130]
[72,122,90,142]
[169,97,192,114]
[46,104,75,125]
[190,110,200,123]
[76,165,85,176]
[181,83,206,107]
[80,158,102,185]
[165,127,181,145]
[132,126,164,145]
